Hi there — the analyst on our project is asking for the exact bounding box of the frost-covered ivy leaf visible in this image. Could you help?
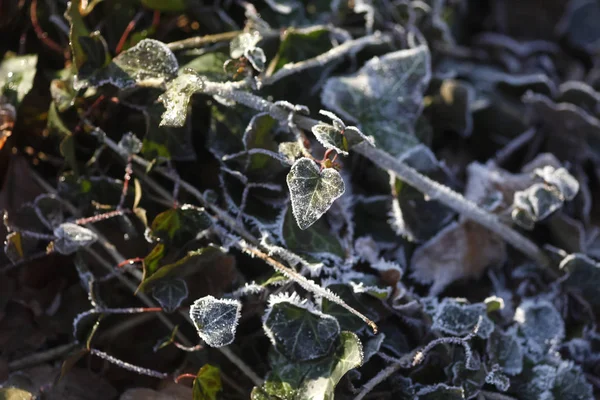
[263,293,340,361]
[159,71,204,127]
[252,331,363,400]
[287,158,345,230]
[311,123,348,155]
[514,299,565,361]
[0,54,37,106]
[559,253,600,311]
[190,296,242,347]
[509,364,557,400]
[535,166,580,201]
[118,132,143,155]
[514,183,564,221]
[278,141,304,163]
[141,102,196,161]
[552,361,594,400]
[152,278,188,313]
[411,220,506,295]
[112,39,178,86]
[34,194,65,230]
[487,326,524,375]
[391,146,456,242]
[230,32,262,59]
[246,47,266,72]
[53,223,98,255]
[322,46,430,157]
[181,52,230,82]
[449,360,486,399]
[416,384,465,400]
[431,298,494,339]
[149,204,211,247]
[485,368,511,392]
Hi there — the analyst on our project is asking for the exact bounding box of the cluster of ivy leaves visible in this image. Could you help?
[2,0,600,399]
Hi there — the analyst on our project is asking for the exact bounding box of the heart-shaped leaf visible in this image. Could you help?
[152,278,188,313]
[286,157,345,230]
[190,296,242,347]
[53,223,98,254]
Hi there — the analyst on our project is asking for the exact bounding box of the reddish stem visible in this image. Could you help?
[175,373,197,383]
[117,257,144,268]
[30,0,65,55]
[118,157,133,210]
[151,10,160,30]
[75,209,130,225]
[115,11,144,54]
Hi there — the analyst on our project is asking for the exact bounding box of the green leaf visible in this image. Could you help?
[0,53,37,106]
[263,293,340,362]
[139,247,220,292]
[252,331,363,400]
[193,364,223,400]
[150,204,212,247]
[141,0,187,12]
[286,158,345,230]
[242,113,282,176]
[267,27,332,74]
[322,46,431,157]
[182,52,230,82]
[152,278,188,313]
[282,205,345,258]
[0,388,33,400]
[189,296,242,347]
[47,102,79,176]
[159,71,204,126]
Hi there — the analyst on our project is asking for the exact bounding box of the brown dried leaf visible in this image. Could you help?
[410,220,507,295]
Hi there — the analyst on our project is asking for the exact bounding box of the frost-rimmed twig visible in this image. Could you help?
[222,148,292,165]
[240,241,378,333]
[166,30,242,51]
[261,32,392,86]
[90,348,169,379]
[192,80,550,267]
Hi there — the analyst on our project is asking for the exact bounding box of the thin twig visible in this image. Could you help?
[115,11,144,54]
[261,32,392,86]
[30,0,65,56]
[353,362,403,400]
[8,342,79,372]
[166,31,241,51]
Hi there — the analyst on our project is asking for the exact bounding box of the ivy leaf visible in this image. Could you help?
[282,206,345,260]
[263,293,341,362]
[322,46,431,157]
[321,283,380,332]
[230,32,262,59]
[514,299,565,362]
[242,112,282,177]
[487,326,524,375]
[139,246,220,292]
[552,360,594,400]
[430,298,495,339]
[311,123,348,155]
[252,331,363,400]
[189,296,242,347]
[150,204,212,247]
[152,278,188,313]
[559,253,600,311]
[193,364,223,400]
[286,157,345,230]
[267,27,332,74]
[159,71,204,127]
[53,223,98,255]
[0,54,37,107]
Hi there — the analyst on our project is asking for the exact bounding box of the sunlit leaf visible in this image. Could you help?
[0,387,34,400]
[0,53,37,106]
[159,71,204,126]
[193,364,222,400]
[287,157,345,230]
[53,223,98,254]
[150,204,211,246]
[190,296,242,347]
